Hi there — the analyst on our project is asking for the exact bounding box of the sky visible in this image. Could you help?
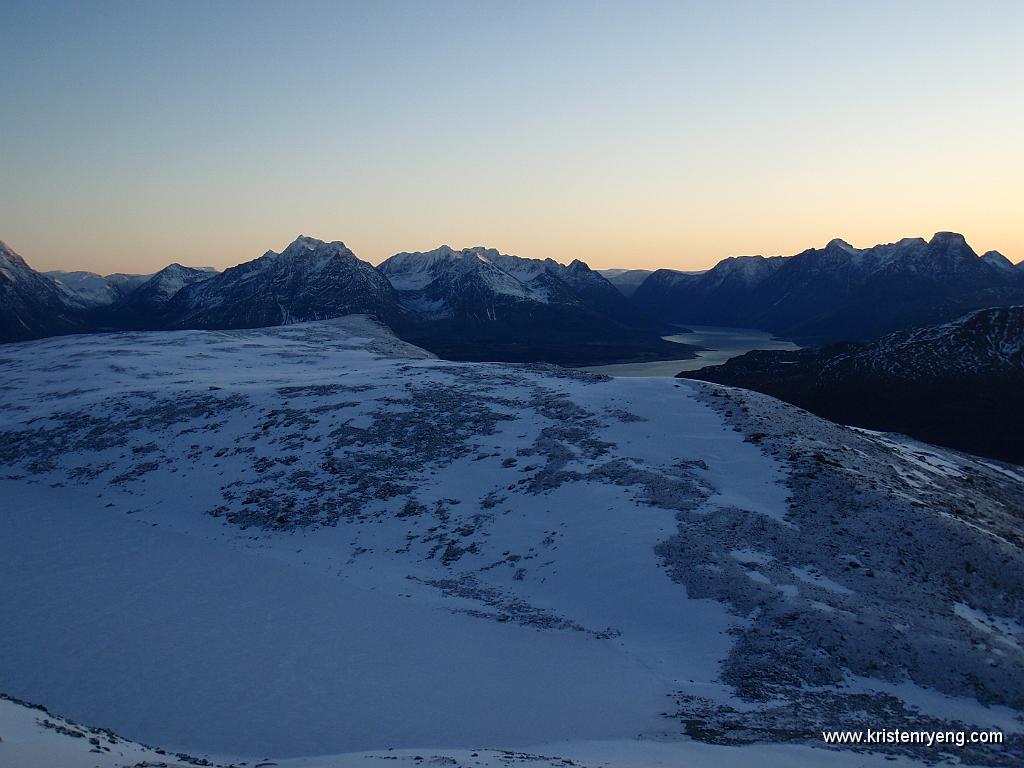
[1,0,1022,275]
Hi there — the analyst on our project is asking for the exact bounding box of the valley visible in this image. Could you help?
[581,326,801,377]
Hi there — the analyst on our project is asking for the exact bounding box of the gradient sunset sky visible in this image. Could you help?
[2,0,1022,274]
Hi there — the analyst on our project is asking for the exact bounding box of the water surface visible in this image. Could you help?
[581,326,800,377]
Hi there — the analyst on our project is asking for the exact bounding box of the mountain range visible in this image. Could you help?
[681,305,1024,462]
[378,245,676,363]
[45,269,153,306]
[597,267,654,296]
[0,236,687,364]
[160,236,403,330]
[3,231,1024,362]
[632,232,1024,344]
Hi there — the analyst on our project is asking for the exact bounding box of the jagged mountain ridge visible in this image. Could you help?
[633,232,1024,343]
[379,245,644,325]
[378,244,680,363]
[99,263,219,329]
[5,232,1023,363]
[162,236,403,330]
[680,305,1024,462]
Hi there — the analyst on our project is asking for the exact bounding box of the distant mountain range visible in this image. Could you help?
[160,237,403,330]
[0,236,687,364]
[378,245,675,363]
[631,233,1024,344]
[46,269,153,306]
[4,231,1023,365]
[597,268,653,297]
[680,305,1024,462]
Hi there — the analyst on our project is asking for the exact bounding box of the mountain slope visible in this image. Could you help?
[163,236,401,329]
[633,233,1024,343]
[0,319,1020,766]
[380,245,679,364]
[45,270,151,307]
[100,263,216,329]
[599,268,655,296]
[680,305,1024,462]
[632,256,784,327]
[381,245,645,324]
[0,241,86,342]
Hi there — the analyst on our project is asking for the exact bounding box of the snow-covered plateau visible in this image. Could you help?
[0,317,1021,767]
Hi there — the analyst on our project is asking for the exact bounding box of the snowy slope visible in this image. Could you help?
[381,246,539,303]
[45,269,151,306]
[0,693,941,768]
[0,241,87,342]
[377,245,670,363]
[0,318,1021,766]
[102,262,218,329]
[134,263,215,302]
[821,304,1024,377]
[0,694,213,768]
[379,245,640,325]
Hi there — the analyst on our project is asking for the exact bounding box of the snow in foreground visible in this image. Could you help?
[0,692,941,768]
[0,317,1021,767]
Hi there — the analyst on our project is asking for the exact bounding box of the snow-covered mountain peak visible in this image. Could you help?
[0,240,33,279]
[45,269,150,306]
[380,245,534,297]
[707,254,779,285]
[633,229,1024,343]
[893,236,928,248]
[981,250,1016,272]
[927,231,977,260]
[292,234,321,249]
[463,245,502,259]
[159,238,400,330]
[376,245,640,332]
[0,241,91,341]
[929,230,969,245]
[275,236,355,262]
[566,258,597,275]
[825,237,860,254]
[141,262,214,300]
[281,234,342,253]
[0,243,68,296]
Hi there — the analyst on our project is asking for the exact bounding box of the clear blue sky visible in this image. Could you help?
[2,0,1022,274]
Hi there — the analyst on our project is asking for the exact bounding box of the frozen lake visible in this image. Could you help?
[580,326,800,377]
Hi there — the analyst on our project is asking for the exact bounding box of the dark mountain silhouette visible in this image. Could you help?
[378,245,683,364]
[162,237,402,330]
[680,306,1024,462]
[633,233,1024,343]
[0,241,88,342]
